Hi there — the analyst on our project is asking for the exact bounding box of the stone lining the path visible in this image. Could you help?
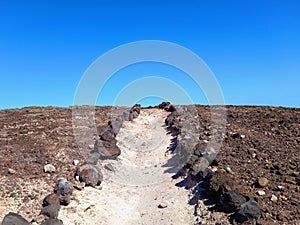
[162,102,262,224]
[1,104,142,225]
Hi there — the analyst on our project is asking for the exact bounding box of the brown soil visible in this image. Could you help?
[195,105,300,225]
[0,105,299,224]
[0,106,112,221]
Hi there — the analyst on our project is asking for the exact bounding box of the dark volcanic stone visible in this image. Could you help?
[131,104,141,114]
[102,139,117,148]
[99,145,121,159]
[94,140,120,159]
[209,171,235,195]
[43,193,60,207]
[131,110,139,119]
[109,119,122,135]
[220,191,247,213]
[165,111,180,127]
[235,200,261,223]
[41,204,60,219]
[1,212,30,225]
[167,105,176,112]
[191,158,210,176]
[54,178,73,206]
[128,111,133,121]
[122,111,131,121]
[41,219,64,225]
[85,152,101,165]
[76,164,103,187]
[158,102,171,110]
[99,130,115,142]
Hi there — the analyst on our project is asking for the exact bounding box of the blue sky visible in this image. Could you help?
[0,0,299,109]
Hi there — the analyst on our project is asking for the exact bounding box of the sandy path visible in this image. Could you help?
[59,109,196,225]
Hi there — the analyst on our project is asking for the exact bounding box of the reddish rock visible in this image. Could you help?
[43,193,59,207]
[1,212,29,225]
[76,164,103,187]
[94,140,120,159]
[41,204,60,219]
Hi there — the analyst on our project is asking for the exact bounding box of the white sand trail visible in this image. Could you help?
[59,109,196,225]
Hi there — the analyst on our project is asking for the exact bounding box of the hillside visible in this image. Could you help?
[0,105,299,224]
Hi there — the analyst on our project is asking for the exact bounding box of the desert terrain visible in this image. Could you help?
[0,104,299,224]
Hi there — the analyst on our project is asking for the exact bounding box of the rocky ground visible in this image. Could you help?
[0,105,299,224]
[193,105,300,225]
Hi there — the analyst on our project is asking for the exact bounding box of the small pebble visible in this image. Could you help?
[104,163,115,172]
[271,194,278,202]
[8,168,16,175]
[226,167,232,173]
[277,185,284,190]
[73,160,79,166]
[43,164,56,173]
[158,202,168,208]
[257,190,266,196]
[258,177,269,187]
[240,134,246,139]
[280,195,287,201]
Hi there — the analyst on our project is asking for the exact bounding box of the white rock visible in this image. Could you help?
[44,164,56,173]
[73,160,79,166]
[257,190,266,196]
[158,202,168,208]
[277,185,284,190]
[240,134,246,139]
[226,167,232,173]
[8,168,16,174]
[271,194,278,202]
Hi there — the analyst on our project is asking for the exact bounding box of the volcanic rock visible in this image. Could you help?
[109,119,122,135]
[209,171,235,195]
[98,129,115,142]
[76,164,103,187]
[131,104,141,114]
[94,140,120,159]
[41,219,64,225]
[85,152,100,165]
[43,193,60,207]
[131,110,139,119]
[128,111,134,121]
[257,177,269,188]
[165,111,180,127]
[54,178,73,206]
[41,204,60,219]
[122,111,131,121]
[167,105,176,112]
[220,191,247,213]
[1,212,30,225]
[235,200,261,223]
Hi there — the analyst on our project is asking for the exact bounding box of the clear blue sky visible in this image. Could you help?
[0,0,299,109]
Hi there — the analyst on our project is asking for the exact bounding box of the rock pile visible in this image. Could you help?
[1,177,71,225]
[36,178,72,224]
[75,104,141,187]
[1,104,142,225]
[164,104,262,224]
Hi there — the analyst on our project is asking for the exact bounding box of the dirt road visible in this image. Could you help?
[59,109,196,225]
